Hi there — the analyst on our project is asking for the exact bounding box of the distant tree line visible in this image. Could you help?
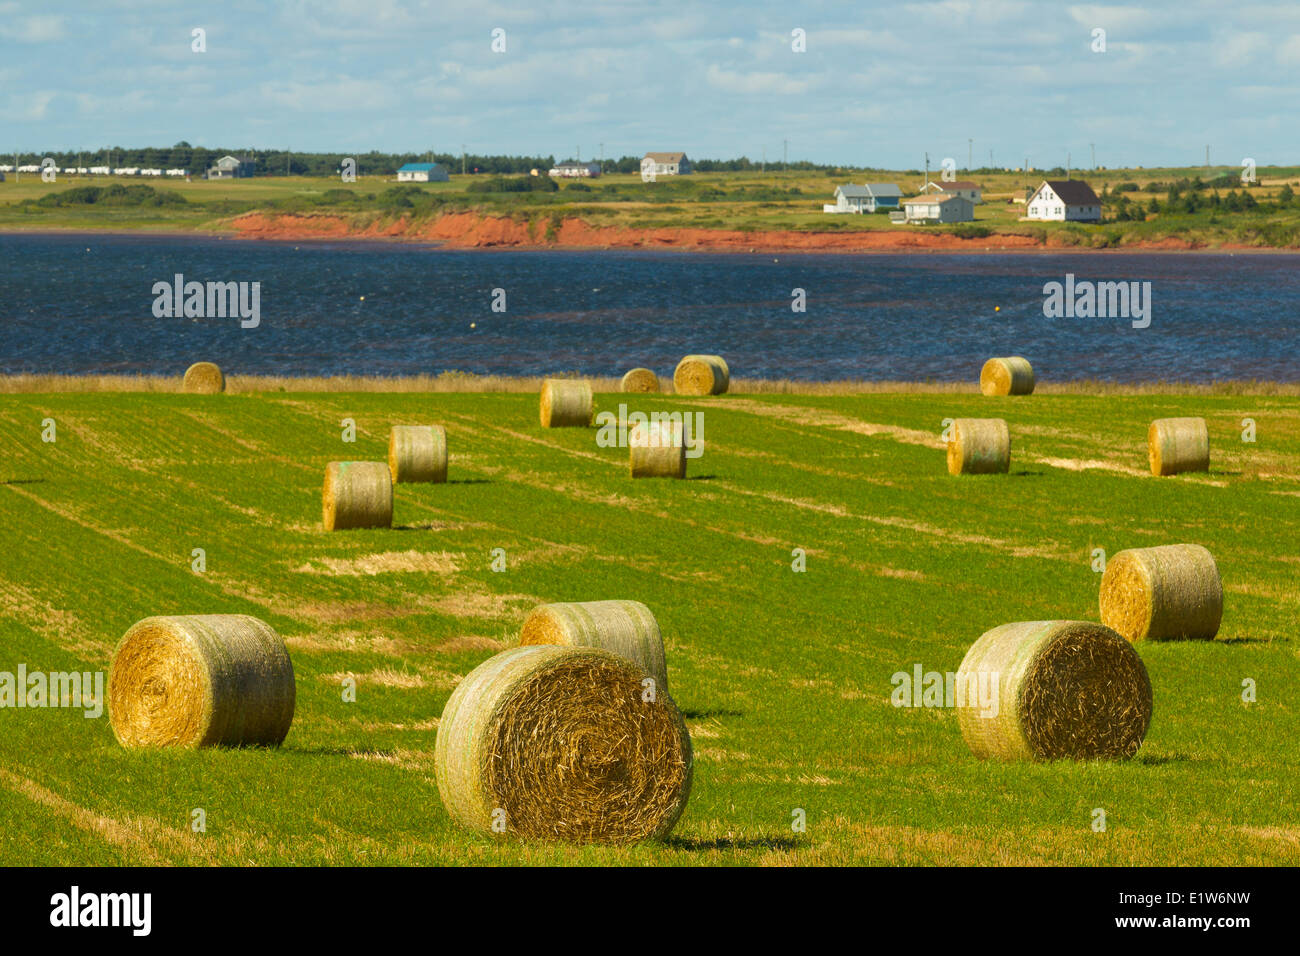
[6,144,851,176]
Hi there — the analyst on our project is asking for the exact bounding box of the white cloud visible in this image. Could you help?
[0,15,66,42]
[704,64,818,95]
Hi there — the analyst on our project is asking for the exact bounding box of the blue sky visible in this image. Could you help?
[3,0,1299,169]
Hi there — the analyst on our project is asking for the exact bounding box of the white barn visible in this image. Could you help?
[901,194,976,224]
[641,152,692,176]
[924,180,983,204]
[1025,180,1101,222]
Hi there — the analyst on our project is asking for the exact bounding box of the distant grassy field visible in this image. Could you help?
[0,388,1296,864]
[4,166,1300,247]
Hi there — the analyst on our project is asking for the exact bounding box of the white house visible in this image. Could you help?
[901,193,976,224]
[641,152,692,176]
[548,161,601,178]
[924,180,983,204]
[1025,180,1102,222]
[206,155,254,179]
[396,162,450,183]
[823,182,903,214]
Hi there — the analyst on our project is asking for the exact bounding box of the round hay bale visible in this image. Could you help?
[946,418,1011,474]
[539,378,593,428]
[182,362,224,394]
[628,420,686,479]
[621,368,660,393]
[956,620,1152,761]
[108,614,295,748]
[519,599,668,692]
[979,356,1035,396]
[673,354,730,396]
[434,645,692,844]
[322,461,393,530]
[388,425,447,484]
[1148,417,1209,476]
[1099,544,1222,642]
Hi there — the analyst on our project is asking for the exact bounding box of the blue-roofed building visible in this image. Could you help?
[397,162,450,182]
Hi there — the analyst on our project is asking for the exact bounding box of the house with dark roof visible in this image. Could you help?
[1026,180,1101,222]
[923,180,983,203]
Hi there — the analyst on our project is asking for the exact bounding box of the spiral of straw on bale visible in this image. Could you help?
[108,614,295,749]
[955,620,1152,761]
[979,356,1035,396]
[621,368,660,393]
[673,354,730,396]
[1148,417,1210,476]
[1099,544,1222,642]
[628,420,687,479]
[388,424,447,484]
[520,599,669,693]
[539,378,593,428]
[322,461,393,530]
[434,645,692,845]
[182,362,225,394]
[946,418,1011,475]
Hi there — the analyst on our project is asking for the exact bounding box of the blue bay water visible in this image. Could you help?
[1,233,1296,381]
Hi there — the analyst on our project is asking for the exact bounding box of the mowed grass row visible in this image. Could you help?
[0,391,1296,865]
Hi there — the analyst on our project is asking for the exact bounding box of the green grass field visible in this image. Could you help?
[0,388,1296,864]
[5,166,1300,247]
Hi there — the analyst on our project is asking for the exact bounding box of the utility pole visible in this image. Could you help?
[989,148,994,169]
[1090,143,1095,170]
[461,145,466,176]
[924,152,929,190]
[1067,152,1071,178]
[599,142,604,173]
[1205,145,1210,174]
[783,138,788,172]
[761,146,765,174]
[968,138,972,172]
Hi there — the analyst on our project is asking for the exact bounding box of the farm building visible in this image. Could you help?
[206,155,255,180]
[900,193,976,224]
[923,180,983,203]
[1025,180,1102,222]
[641,152,692,176]
[549,161,601,178]
[397,162,450,182]
[823,182,902,214]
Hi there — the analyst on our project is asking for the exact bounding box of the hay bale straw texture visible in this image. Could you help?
[1148,417,1210,476]
[539,378,593,427]
[621,368,660,393]
[109,614,295,748]
[434,645,692,844]
[673,354,730,396]
[1100,544,1222,642]
[182,362,224,394]
[388,425,447,484]
[322,461,393,530]
[628,420,686,479]
[947,418,1011,474]
[520,600,669,692]
[980,356,1035,396]
[956,620,1152,761]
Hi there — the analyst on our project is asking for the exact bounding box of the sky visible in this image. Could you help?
[3,0,1299,170]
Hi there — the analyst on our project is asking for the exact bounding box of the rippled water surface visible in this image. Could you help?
[2,233,1296,380]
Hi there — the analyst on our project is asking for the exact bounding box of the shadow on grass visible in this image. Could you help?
[686,475,717,481]
[1216,636,1273,644]
[1,478,46,485]
[681,709,743,719]
[294,746,397,758]
[667,835,798,852]
[448,479,492,485]
[1134,752,1193,766]
[1010,470,1046,476]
